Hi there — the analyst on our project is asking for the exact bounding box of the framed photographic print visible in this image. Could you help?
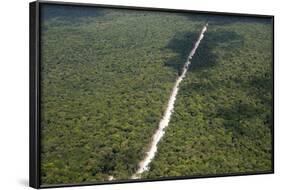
[29,0,274,188]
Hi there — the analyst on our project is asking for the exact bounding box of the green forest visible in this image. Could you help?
[40,4,273,185]
[144,19,273,178]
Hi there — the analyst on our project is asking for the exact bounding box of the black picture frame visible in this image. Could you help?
[30,0,274,188]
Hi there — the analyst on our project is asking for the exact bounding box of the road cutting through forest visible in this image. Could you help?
[131,23,208,179]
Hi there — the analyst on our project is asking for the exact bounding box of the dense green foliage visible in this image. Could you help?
[144,19,273,178]
[40,4,272,185]
[40,5,204,184]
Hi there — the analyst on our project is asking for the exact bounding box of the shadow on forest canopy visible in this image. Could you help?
[166,28,272,134]
[164,30,244,74]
